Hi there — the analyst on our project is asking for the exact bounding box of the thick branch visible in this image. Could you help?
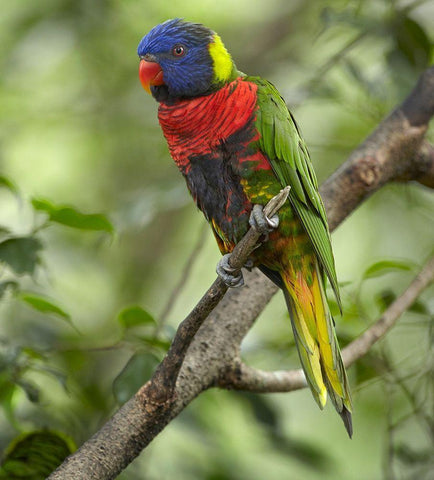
[144,187,290,403]
[49,189,289,480]
[219,255,434,393]
[395,140,434,188]
[49,67,434,480]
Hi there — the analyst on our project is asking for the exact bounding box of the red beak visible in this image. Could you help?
[139,59,164,94]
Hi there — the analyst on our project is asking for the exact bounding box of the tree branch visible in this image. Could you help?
[395,140,434,189]
[48,189,289,480]
[219,255,434,393]
[49,67,434,480]
[143,187,290,404]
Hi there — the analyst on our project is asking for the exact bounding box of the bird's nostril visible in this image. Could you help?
[144,53,157,62]
[138,53,156,62]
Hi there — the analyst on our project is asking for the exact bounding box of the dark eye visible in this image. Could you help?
[172,45,186,57]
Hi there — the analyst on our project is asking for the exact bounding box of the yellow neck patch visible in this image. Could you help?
[208,34,234,83]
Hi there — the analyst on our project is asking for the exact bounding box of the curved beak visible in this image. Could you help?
[139,59,164,94]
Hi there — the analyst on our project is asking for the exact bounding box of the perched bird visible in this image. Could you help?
[137,19,353,436]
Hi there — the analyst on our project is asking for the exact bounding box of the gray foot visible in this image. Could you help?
[249,204,279,240]
[216,253,244,288]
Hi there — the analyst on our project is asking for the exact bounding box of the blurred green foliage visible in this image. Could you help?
[0,0,433,479]
[0,430,75,479]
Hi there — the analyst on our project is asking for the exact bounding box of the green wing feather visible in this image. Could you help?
[249,76,342,310]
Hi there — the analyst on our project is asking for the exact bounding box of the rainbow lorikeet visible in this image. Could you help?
[137,19,352,436]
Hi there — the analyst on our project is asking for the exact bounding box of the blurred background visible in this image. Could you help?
[0,0,433,478]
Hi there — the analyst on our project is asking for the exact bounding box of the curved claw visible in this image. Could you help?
[243,258,255,271]
[266,214,279,229]
[249,204,279,240]
[216,253,244,288]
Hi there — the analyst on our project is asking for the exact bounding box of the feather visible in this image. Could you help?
[251,76,342,311]
[281,260,352,434]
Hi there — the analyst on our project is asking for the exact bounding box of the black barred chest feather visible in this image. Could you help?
[179,112,271,247]
[184,146,251,247]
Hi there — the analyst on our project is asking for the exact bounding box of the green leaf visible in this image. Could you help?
[0,379,19,428]
[37,366,68,391]
[31,198,113,233]
[0,237,43,275]
[118,305,156,329]
[394,15,432,68]
[19,293,71,322]
[20,347,46,361]
[0,431,75,479]
[138,334,171,352]
[0,378,16,405]
[0,280,19,299]
[375,289,397,310]
[327,298,341,317]
[362,259,416,280]
[15,380,40,403]
[375,291,431,316]
[0,176,18,195]
[408,299,430,316]
[0,226,12,237]
[354,354,381,386]
[113,352,160,405]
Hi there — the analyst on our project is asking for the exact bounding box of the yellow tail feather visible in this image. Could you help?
[281,259,352,434]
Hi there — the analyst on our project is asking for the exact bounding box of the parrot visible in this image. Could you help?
[137,18,353,436]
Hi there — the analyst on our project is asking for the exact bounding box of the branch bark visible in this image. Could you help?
[219,255,434,392]
[143,186,290,404]
[49,67,434,480]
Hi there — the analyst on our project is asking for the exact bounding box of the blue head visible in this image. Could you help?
[137,19,237,101]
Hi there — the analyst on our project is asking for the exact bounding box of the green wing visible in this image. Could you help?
[249,76,341,310]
